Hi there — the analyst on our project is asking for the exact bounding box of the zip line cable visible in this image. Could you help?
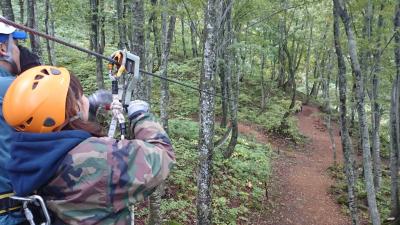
[0,17,229,100]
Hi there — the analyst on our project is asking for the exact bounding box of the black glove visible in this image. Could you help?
[18,45,41,73]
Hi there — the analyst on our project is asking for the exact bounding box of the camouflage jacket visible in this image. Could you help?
[41,113,175,225]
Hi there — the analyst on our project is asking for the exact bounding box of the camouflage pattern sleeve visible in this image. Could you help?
[42,113,175,225]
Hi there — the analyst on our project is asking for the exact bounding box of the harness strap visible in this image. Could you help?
[0,192,22,215]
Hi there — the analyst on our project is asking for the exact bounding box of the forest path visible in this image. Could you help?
[247,105,351,225]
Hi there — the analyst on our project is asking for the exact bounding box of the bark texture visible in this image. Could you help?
[197,0,218,224]
[27,0,42,58]
[333,2,359,224]
[45,0,56,65]
[390,2,400,218]
[131,0,148,101]
[334,0,380,224]
[1,0,15,21]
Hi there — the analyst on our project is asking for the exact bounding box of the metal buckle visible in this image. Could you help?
[11,195,51,225]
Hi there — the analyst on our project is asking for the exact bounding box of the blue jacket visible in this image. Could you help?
[7,130,91,196]
[0,66,25,225]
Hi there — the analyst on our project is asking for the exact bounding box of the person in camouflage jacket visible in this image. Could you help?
[3,66,175,225]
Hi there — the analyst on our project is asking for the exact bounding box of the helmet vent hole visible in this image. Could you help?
[43,118,56,127]
[26,117,33,125]
[34,75,44,80]
[19,125,25,129]
[50,68,61,75]
[32,82,38,90]
[40,69,50,75]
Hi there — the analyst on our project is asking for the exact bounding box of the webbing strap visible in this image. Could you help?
[0,192,22,215]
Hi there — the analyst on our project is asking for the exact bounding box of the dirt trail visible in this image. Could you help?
[247,105,350,225]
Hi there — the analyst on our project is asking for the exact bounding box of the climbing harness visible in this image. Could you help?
[107,49,140,139]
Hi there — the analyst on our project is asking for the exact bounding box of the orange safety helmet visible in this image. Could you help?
[3,65,70,133]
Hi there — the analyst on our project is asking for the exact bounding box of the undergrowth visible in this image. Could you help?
[135,119,272,225]
[328,164,392,224]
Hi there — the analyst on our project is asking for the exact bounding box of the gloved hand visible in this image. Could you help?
[88,89,113,115]
[128,100,149,120]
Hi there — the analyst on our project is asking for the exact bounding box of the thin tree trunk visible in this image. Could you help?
[271,57,276,81]
[261,53,266,111]
[219,63,228,128]
[45,0,56,65]
[160,1,176,135]
[305,19,313,104]
[131,0,147,100]
[18,0,24,24]
[27,0,41,58]
[149,0,161,68]
[197,0,217,223]
[116,0,128,49]
[280,49,296,129]
[1,0,15,21]
[190,20,198,57]
[325,51,337,166]
[335,0,381,224]
[90,0,104,89]
[98,0,105,89]
[390,74,400,218]
[390,2,400,218]
[222,0,237,159]
[148,2,175,224]
[216,0,228,129]
[181,16,187,58]
[370,1,384,192]
[333,3,359,224]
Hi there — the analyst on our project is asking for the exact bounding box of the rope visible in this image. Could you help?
[0,17,229,100]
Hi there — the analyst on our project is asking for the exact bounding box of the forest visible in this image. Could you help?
[1,0,400,224]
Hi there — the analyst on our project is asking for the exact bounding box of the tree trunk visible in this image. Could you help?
[160,0,176,137]
[131,0,147,100]
[280,37,301,130]
[90,0,104,89]
[116,0,128,49]
[219,62,228,128]
[390,2,400,218]
[197,0,218,224]
[333,3,359,224]
[149,0,161,68]
[370,1,384,193]
[181,16,187,58]
[18,0,24,24]
[325,51,337,166]
[261,53,266,112]
[222,0,237,159]
[335,0,381,224]
[148,2,175,224]
[27,0,41,58]
[45,0,56,65]
[305,19,313,104]
[1,0,15,21]
[216,0,228,129]
[390,74,400,218]
[190,20,198,57]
